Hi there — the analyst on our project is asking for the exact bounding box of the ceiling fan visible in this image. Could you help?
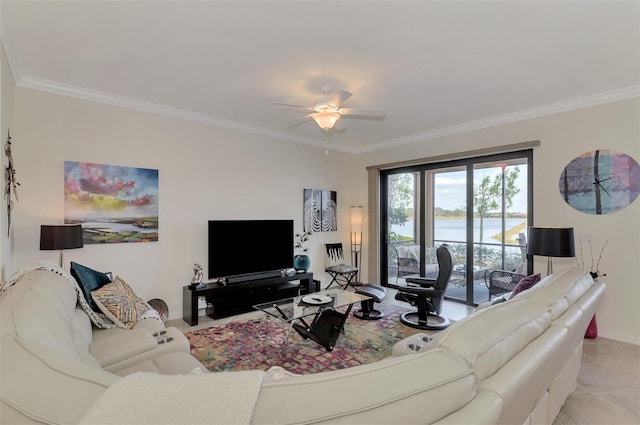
[273,85,385,130]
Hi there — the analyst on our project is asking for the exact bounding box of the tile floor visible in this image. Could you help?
[170,288,639,425]
[554,337,640,425]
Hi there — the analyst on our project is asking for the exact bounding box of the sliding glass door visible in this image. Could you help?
[431,166,469,301]
[381,150,532,305]
[384,171,419,284]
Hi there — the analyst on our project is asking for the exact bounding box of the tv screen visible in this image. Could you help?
[208,219,294,280]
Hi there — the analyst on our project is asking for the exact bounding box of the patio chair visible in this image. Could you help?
[487,270,525,300]
[394,244,440,283]
[394,244,420,283]
[324,243,359,290]
[483,232,527,300]
[388,244,454,330]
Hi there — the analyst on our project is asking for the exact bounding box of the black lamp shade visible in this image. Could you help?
[527,227,575,258]
[40,225,84,250]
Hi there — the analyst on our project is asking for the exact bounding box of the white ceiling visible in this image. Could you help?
[2,1,639,153]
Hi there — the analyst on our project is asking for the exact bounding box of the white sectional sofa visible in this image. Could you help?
[0,263,207,424]
[1,263,604,424]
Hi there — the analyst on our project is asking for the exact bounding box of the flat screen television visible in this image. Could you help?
[208,219,294,281]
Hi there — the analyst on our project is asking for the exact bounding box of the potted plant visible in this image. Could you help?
[294,231,312,271]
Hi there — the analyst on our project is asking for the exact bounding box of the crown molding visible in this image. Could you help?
[16,75,638,156]
[354,85,640,154]
[1,35,24,85]
[16,76,352,153]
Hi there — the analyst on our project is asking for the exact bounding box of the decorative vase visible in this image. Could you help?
[585,314,598,339]
[294,254,310,272]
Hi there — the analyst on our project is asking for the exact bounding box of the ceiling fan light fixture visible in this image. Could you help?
[312,111,341,130]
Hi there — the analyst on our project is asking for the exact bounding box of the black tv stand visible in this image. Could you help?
[226,270,282,285]
[182,272,316,325]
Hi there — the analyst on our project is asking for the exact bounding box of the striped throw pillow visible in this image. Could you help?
[91,276,150,329]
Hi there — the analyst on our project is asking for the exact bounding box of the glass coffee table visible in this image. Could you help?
[253,289,371,351]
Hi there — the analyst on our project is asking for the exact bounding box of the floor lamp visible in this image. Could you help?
[350,206,363,284]
[40,224,84,268]
[527,227,575,275]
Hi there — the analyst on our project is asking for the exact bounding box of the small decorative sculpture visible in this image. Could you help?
[192,262,203,285]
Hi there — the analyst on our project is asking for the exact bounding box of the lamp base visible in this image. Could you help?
[350,241,361,284]
[547,257,553,276]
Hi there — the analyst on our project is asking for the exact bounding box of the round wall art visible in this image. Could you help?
[559,149,640,215]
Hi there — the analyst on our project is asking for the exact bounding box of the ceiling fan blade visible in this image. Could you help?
[338,108,385,117]
[284,114,313,127]
[326,90,352,109]
[273,102,315,111]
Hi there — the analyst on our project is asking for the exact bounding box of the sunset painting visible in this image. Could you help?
[64,162,159,244]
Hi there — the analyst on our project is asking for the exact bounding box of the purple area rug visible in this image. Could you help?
[185,304,422,375]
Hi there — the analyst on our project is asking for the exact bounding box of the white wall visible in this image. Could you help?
[11,87,358,319]
[8,84,640,344]
[356,97,640,344]
[1,43,16,281]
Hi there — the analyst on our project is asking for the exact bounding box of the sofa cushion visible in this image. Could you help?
[91,277,151,329]
[510,273,541,299]
[252,349,476,424]
[480,325,568,425]
[70,262,113,312]
[90,328,158,367]
[91,313,164,344]
[79,370,263,425]
[2,337,116,425]
[113,352,209,376]
[253,348,475,425]
[15,288,81,360]
[4,263,115,330]
[71,307,101,368]
[96,327,191,374]
[433,297,553,381]
[526,269,597,322]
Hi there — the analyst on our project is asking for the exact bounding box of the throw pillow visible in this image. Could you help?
[70,262,113,312]
[91,276,151,329]
[510,273,542,299]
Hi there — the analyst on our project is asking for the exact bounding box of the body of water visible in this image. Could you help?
[82,222,157,233]
[392,217,527,244]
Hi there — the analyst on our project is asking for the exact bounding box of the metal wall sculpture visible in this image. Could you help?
[4,130,19,237]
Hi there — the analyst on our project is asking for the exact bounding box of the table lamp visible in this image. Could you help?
[527,227,575,275]
[40,224,84,268]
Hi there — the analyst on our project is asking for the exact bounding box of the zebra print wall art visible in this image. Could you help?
[303,189,337,232]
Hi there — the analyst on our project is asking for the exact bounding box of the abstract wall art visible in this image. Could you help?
[304,188,337,232]
[559,150,640,215]
[64,162,159,243]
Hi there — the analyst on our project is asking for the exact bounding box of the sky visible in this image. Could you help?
[433,165,529,213]
[64,162,159,219]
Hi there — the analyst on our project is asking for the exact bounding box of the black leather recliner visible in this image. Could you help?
[389,244,454,330]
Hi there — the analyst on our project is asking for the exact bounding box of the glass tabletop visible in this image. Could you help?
[253,289,370,323]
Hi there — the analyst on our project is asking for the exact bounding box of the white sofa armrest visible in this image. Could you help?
[90,328,157,367]
[391,333,434,356]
